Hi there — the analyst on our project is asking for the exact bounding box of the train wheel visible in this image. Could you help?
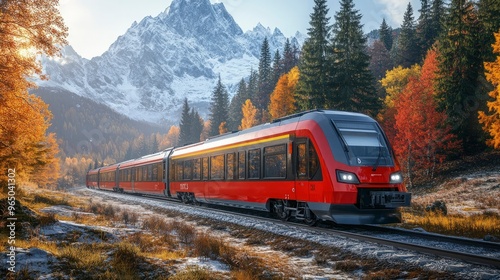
[273,200,290,221]
[304,208,317,226]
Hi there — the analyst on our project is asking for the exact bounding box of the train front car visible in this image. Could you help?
[303,110,411,224]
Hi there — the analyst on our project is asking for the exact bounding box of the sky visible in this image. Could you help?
[59,0,421,59]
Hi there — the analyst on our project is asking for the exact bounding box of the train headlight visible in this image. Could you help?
[336,170,360,184]
[390,172,403,184]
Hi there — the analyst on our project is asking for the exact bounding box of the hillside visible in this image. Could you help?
[32,87,167,160]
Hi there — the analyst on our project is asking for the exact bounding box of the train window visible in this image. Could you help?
[142,166,148,181]
[226,153,235,180]
[210,155,224,180]
[158,163,164,181]
[183,160,193,180]
[202,157,209,180]
[248,149,261,179]
[175,162,182,181]
[297,143,307,179]
[191,159,200,180]
[309,143,320,179]
[238,151,246,179]
[152,164,158,181]
[264,144,286,178]
[148,165,153,181]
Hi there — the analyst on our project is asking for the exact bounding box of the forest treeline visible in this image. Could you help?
[182,0,500,186]
[1,0,500,189]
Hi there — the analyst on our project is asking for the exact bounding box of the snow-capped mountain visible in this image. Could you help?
[39,0,304,123]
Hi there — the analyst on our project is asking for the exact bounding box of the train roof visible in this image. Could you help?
[171,109,375,159]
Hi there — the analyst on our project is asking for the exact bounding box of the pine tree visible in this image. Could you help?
[436,0,485,153]
[479,30,500,149]
[478,0,500,63]
[296,0,331,110]
[209,76,230,136]
[272,49,284,88]
[179,98,192,146]
[395,3,419,67]
[255,37,273,112]
[331,0,379,115]
[228,79,248,131]
[379,18,393,51]
[430,0,447,41]
[282,38,298,74]
[416,0,434,61]
[190,109,204,142]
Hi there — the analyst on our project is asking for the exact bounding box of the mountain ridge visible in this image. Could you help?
[38,0,305,124]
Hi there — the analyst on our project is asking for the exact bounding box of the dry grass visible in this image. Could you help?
[402,210,500,239]
[58,243,107,271]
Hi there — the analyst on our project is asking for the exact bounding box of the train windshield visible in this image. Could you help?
[333,121,393,167]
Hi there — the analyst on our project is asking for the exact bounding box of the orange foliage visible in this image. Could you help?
[393,50,460,186]
[479,30,500,149]
[0,0,67,186]
[269,66,299,120]
[239,99,257,130]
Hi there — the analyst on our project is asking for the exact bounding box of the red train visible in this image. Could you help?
[86,110,411,225]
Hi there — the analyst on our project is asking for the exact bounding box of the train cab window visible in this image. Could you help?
[238,151,246,179]
[202,157,209,180]
[264,144,286,178]
[210,155,224,180]
[226,153,236,180]
[193,158,201,180]
[248,149,261,179]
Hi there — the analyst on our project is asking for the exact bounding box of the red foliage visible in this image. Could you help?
[393,50,461,186]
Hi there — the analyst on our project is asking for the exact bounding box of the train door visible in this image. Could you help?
[131,167,135,192]
[294,138,321,201]
[294,139,310,201]
[163,148,174,197]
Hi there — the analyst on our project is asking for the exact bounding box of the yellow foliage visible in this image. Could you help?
[479,30,500,149]
[380,64,421,108]
[0,0,67,186]
[239,99,257,130]
[269,66,299,120]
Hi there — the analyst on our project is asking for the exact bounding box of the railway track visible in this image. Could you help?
[86,188,500,270]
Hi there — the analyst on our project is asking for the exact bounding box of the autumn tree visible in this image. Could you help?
[239,99,257,130]
[0,0,67,186]
[379,64,422,144]
[269,67,299,120]
[394,50,460,187]
[479,30,500,149]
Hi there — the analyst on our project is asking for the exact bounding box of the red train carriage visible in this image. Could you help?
[87,110,411,225]
[169,110,411,225]
[98,163,119,191]
[116,150,173,195]
[86,168,100,189]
